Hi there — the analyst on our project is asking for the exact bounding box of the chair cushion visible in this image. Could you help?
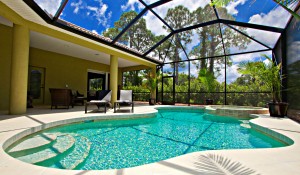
[97,90,111,101]
[120,90,132,101]
[102,90,111,101]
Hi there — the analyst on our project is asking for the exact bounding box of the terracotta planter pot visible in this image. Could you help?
[268,102,289,117]
[205,99,213,105]
[149,98,156,105]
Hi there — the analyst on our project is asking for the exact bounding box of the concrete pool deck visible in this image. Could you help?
[0,105,300,175]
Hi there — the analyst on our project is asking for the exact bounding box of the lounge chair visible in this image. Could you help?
[114,90,134,113]
[85,90,111,113]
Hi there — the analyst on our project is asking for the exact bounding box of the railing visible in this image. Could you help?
[133,92,151,101]
[156,92,272,107]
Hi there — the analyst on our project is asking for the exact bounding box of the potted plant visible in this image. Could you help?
[144,69,157,105]
[238,54,288,117]
[199,69,216,105]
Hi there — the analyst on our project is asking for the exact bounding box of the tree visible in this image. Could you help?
[163,6,193,84]
[190,5,250,77]
[151,35,171,61]
[143,69,157,100]
[190,5,221,71]
[123,70,143,86]
[103,11,155,52]
[198,68,217,95]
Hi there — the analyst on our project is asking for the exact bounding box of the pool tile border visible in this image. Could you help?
[250,122,294,145]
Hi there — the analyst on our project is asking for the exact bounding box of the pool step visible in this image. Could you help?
[8,133,57,157]
[240,120,251,128]
[59,135,91,169]
[17,134,75,164]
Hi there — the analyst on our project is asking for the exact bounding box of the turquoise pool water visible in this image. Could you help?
[7,109,286,170]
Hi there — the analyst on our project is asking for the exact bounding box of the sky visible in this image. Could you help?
[34,0,296,84]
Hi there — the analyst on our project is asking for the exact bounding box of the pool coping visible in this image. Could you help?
[0,105,300,174]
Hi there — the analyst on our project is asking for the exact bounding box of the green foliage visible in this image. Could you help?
[198,69,217,93]
[238,54,283,102]
[123,85,149,92]
[142,69,157,94]
[123,70,143,86]
[89,78,103,91]
[156,56,275,107]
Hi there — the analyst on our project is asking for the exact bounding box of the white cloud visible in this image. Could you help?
[228,39,268,56]
[86,6,98,12]
[70,0,83,14]
[225,0,247,15]
[222,64,240,83]
[226,4,287,58]
[227,6,288,53]
[70,0,112,28]
[249,5,291,28]
[100,4,108,15]
[144,12,168,36]
[121,0,144,11]
[91,30,99,34]
[246,28,280,48]
[190,63,199,77]
[35,0,63,15]
[230,51,272,63]
[263,58,271,65]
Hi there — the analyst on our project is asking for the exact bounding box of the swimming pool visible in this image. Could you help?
[5,108,288,170]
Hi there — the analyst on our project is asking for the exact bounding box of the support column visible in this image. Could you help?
[150,67,156,99]
[9,24,29,114]
[110,55,118,104]
[118,68,123,87]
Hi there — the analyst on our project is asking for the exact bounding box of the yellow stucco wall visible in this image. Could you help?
[0,24,12,111]
[29,48,110,105]
[0,2,157,69]
[0,2,158,112]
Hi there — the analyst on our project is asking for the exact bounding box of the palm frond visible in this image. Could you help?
[194,153,259,175]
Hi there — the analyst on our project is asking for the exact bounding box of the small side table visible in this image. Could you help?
[74,97,87,106]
